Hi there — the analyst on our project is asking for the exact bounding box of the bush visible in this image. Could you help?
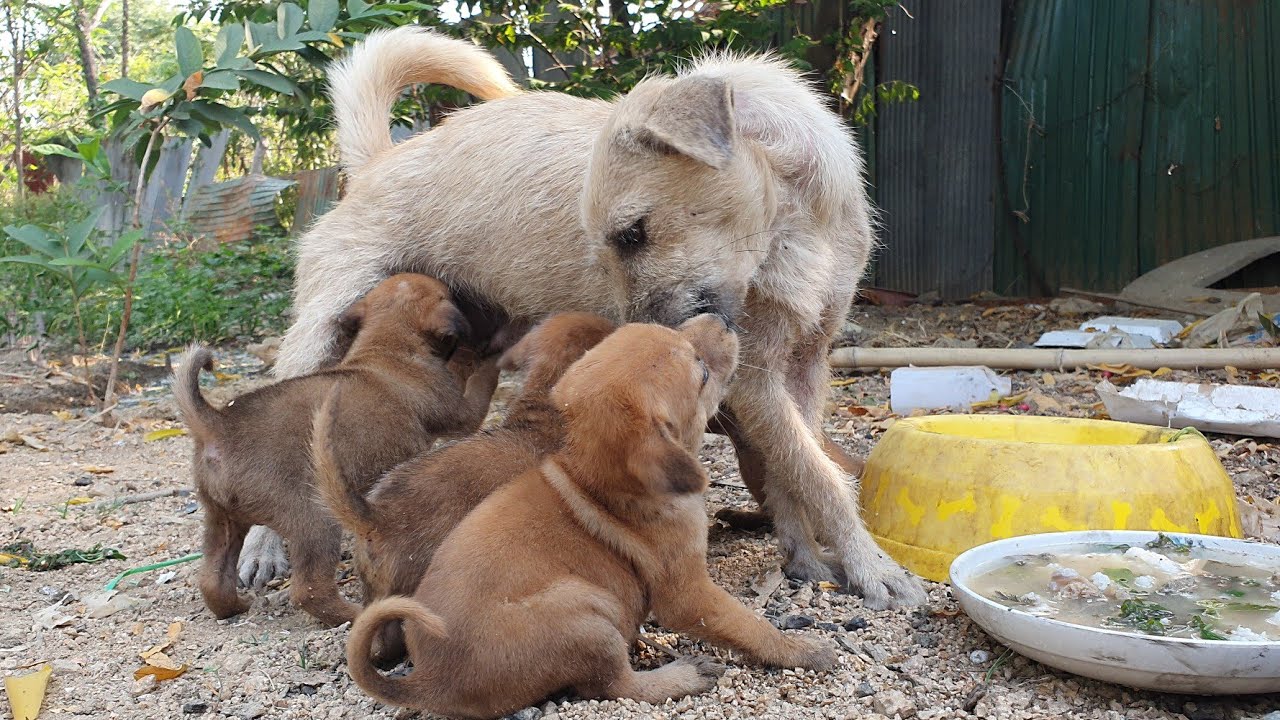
[0,222,294,352]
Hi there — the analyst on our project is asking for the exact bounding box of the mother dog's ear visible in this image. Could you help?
[627,423,708,496]
[635,76,735,170]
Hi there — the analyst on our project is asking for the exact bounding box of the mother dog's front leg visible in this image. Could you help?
[726,353,925,610]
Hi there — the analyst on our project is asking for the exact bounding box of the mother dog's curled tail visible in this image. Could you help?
[328,26,521,174]
[347,596,448,708]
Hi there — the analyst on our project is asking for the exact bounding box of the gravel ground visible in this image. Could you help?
[1,301,1278,720]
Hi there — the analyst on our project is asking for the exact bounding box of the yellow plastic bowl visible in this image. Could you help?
[859,415,1243,582]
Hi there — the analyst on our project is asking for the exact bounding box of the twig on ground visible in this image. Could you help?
[86,487,186,510]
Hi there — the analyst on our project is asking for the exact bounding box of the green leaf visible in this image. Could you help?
[3,225,58,258]
[191,101,261,139]
[1101,567,1135,584]
[0,254,56,270]
[104,231,143,269]
[347,0,370,18]
[65,207,106,257]
[233,69,297,96]
[308,0,338,32]
[292,30,331,42]
[201,70,241,91]
[214,24,245,67]
[160,73,186,95]
[30,144,83,160]
[175,27,205,77]
[47,257,113,271]
[101,77,153,101]
[278,2,305,38]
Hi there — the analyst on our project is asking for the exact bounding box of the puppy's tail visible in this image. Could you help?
[312,384,378,537]
[347,596,448,709]
[328,25,521,174]
[173,345,220,440]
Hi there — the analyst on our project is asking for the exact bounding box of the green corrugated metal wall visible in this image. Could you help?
[996,0,1280,295]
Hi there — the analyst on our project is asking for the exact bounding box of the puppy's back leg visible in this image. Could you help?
[287,521,361,626]
[199,498,253,619]
[578,636,724,704]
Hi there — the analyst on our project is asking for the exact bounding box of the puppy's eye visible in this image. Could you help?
[609,217,647,253]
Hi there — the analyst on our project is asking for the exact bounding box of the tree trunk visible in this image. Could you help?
[71,0,100,108]
[120,0,128,75]
[5,0,25,204]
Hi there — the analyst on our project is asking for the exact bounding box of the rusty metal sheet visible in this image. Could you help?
[291,166,343,235]
[181,174,296,244]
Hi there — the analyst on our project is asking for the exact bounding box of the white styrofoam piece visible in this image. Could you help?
[951,531,1280,694]
[1097,378,1280,439]
[889,366,1011,414]
[1079,316,1183,344]
[1035,330,1156,349]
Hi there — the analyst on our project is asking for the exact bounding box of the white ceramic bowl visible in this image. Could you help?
[949,530,1280,694]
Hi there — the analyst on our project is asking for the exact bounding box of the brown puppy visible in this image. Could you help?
[313,311,616,660]
[174,274,499,626]
[346,316,836,718]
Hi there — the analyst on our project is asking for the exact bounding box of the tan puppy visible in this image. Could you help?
[174,274,499,625]
[247,26,924,608]
[345,316,836,718]
[313,311,615,660]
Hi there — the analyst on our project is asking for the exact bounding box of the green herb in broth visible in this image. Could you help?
[1223,589,1246,598]
[1145,533,1194,554]
[1189,614,1228,641]
[994,590,1034,605]
[1102,568,1136,585]
[1225,602,1279,613]
[1110,599,1175,635]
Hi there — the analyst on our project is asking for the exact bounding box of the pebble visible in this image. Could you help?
[843,617,869,631]
[780,615,815,630]
[855,681,876,698]
[506,708,542,720]
[130,675,158,697]
[233,702,266,719]
[817,622,843,632]
[873,689,916,718]
[914,632,938,648]
[73,476,93,486]
[182,702,209,714]
[969,650,991,664]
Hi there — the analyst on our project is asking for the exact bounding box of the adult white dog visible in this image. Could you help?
[239,26,924,609]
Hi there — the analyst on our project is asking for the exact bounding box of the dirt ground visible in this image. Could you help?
[1,301,1278,720]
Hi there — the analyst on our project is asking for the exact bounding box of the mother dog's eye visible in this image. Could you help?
[699,360,709,388]
[609,217,647,253]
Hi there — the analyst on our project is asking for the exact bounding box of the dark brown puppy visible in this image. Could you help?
[174,274,499,626]
[345,316,836,719]
[313,311,616,660]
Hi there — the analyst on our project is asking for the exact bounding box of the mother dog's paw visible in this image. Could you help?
[844,552,927,610]
[671,655,726,691]
[237,526,290,590]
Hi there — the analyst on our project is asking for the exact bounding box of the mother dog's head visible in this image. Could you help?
[581,73,777,327]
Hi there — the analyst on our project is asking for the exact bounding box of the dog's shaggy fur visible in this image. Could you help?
[346,316,835,718]
[174,274,498,625]
[250,26,923,608]
[313,312,616,662]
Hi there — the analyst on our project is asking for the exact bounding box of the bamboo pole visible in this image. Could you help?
[829,347,1280,371]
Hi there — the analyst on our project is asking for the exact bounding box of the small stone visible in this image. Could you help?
[507,708,542,720]
[780,615,815,630]
[182,701,209,714]
[817,622,842,632]
[843,617,869,631]
[235,702,266,719]
[914,632,938,648]
[855,681,875,698]
[50,659,83,673]
[873,689,916,718]
[969,650,991,664]
[73,476,93,486]
[130,675,157,697]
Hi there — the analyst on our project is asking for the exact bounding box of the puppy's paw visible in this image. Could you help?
[237,526,290,590]
[843,551,927,610]
[669,655,726,694]
[782,636,838,673]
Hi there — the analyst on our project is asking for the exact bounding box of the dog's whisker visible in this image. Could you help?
[735,362,777,374]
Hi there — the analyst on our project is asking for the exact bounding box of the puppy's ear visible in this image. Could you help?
[497,331,535,372]
[429,307,471,358]
[628,425,708,496]
[635,76,735,170]
[333,299,367,357]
